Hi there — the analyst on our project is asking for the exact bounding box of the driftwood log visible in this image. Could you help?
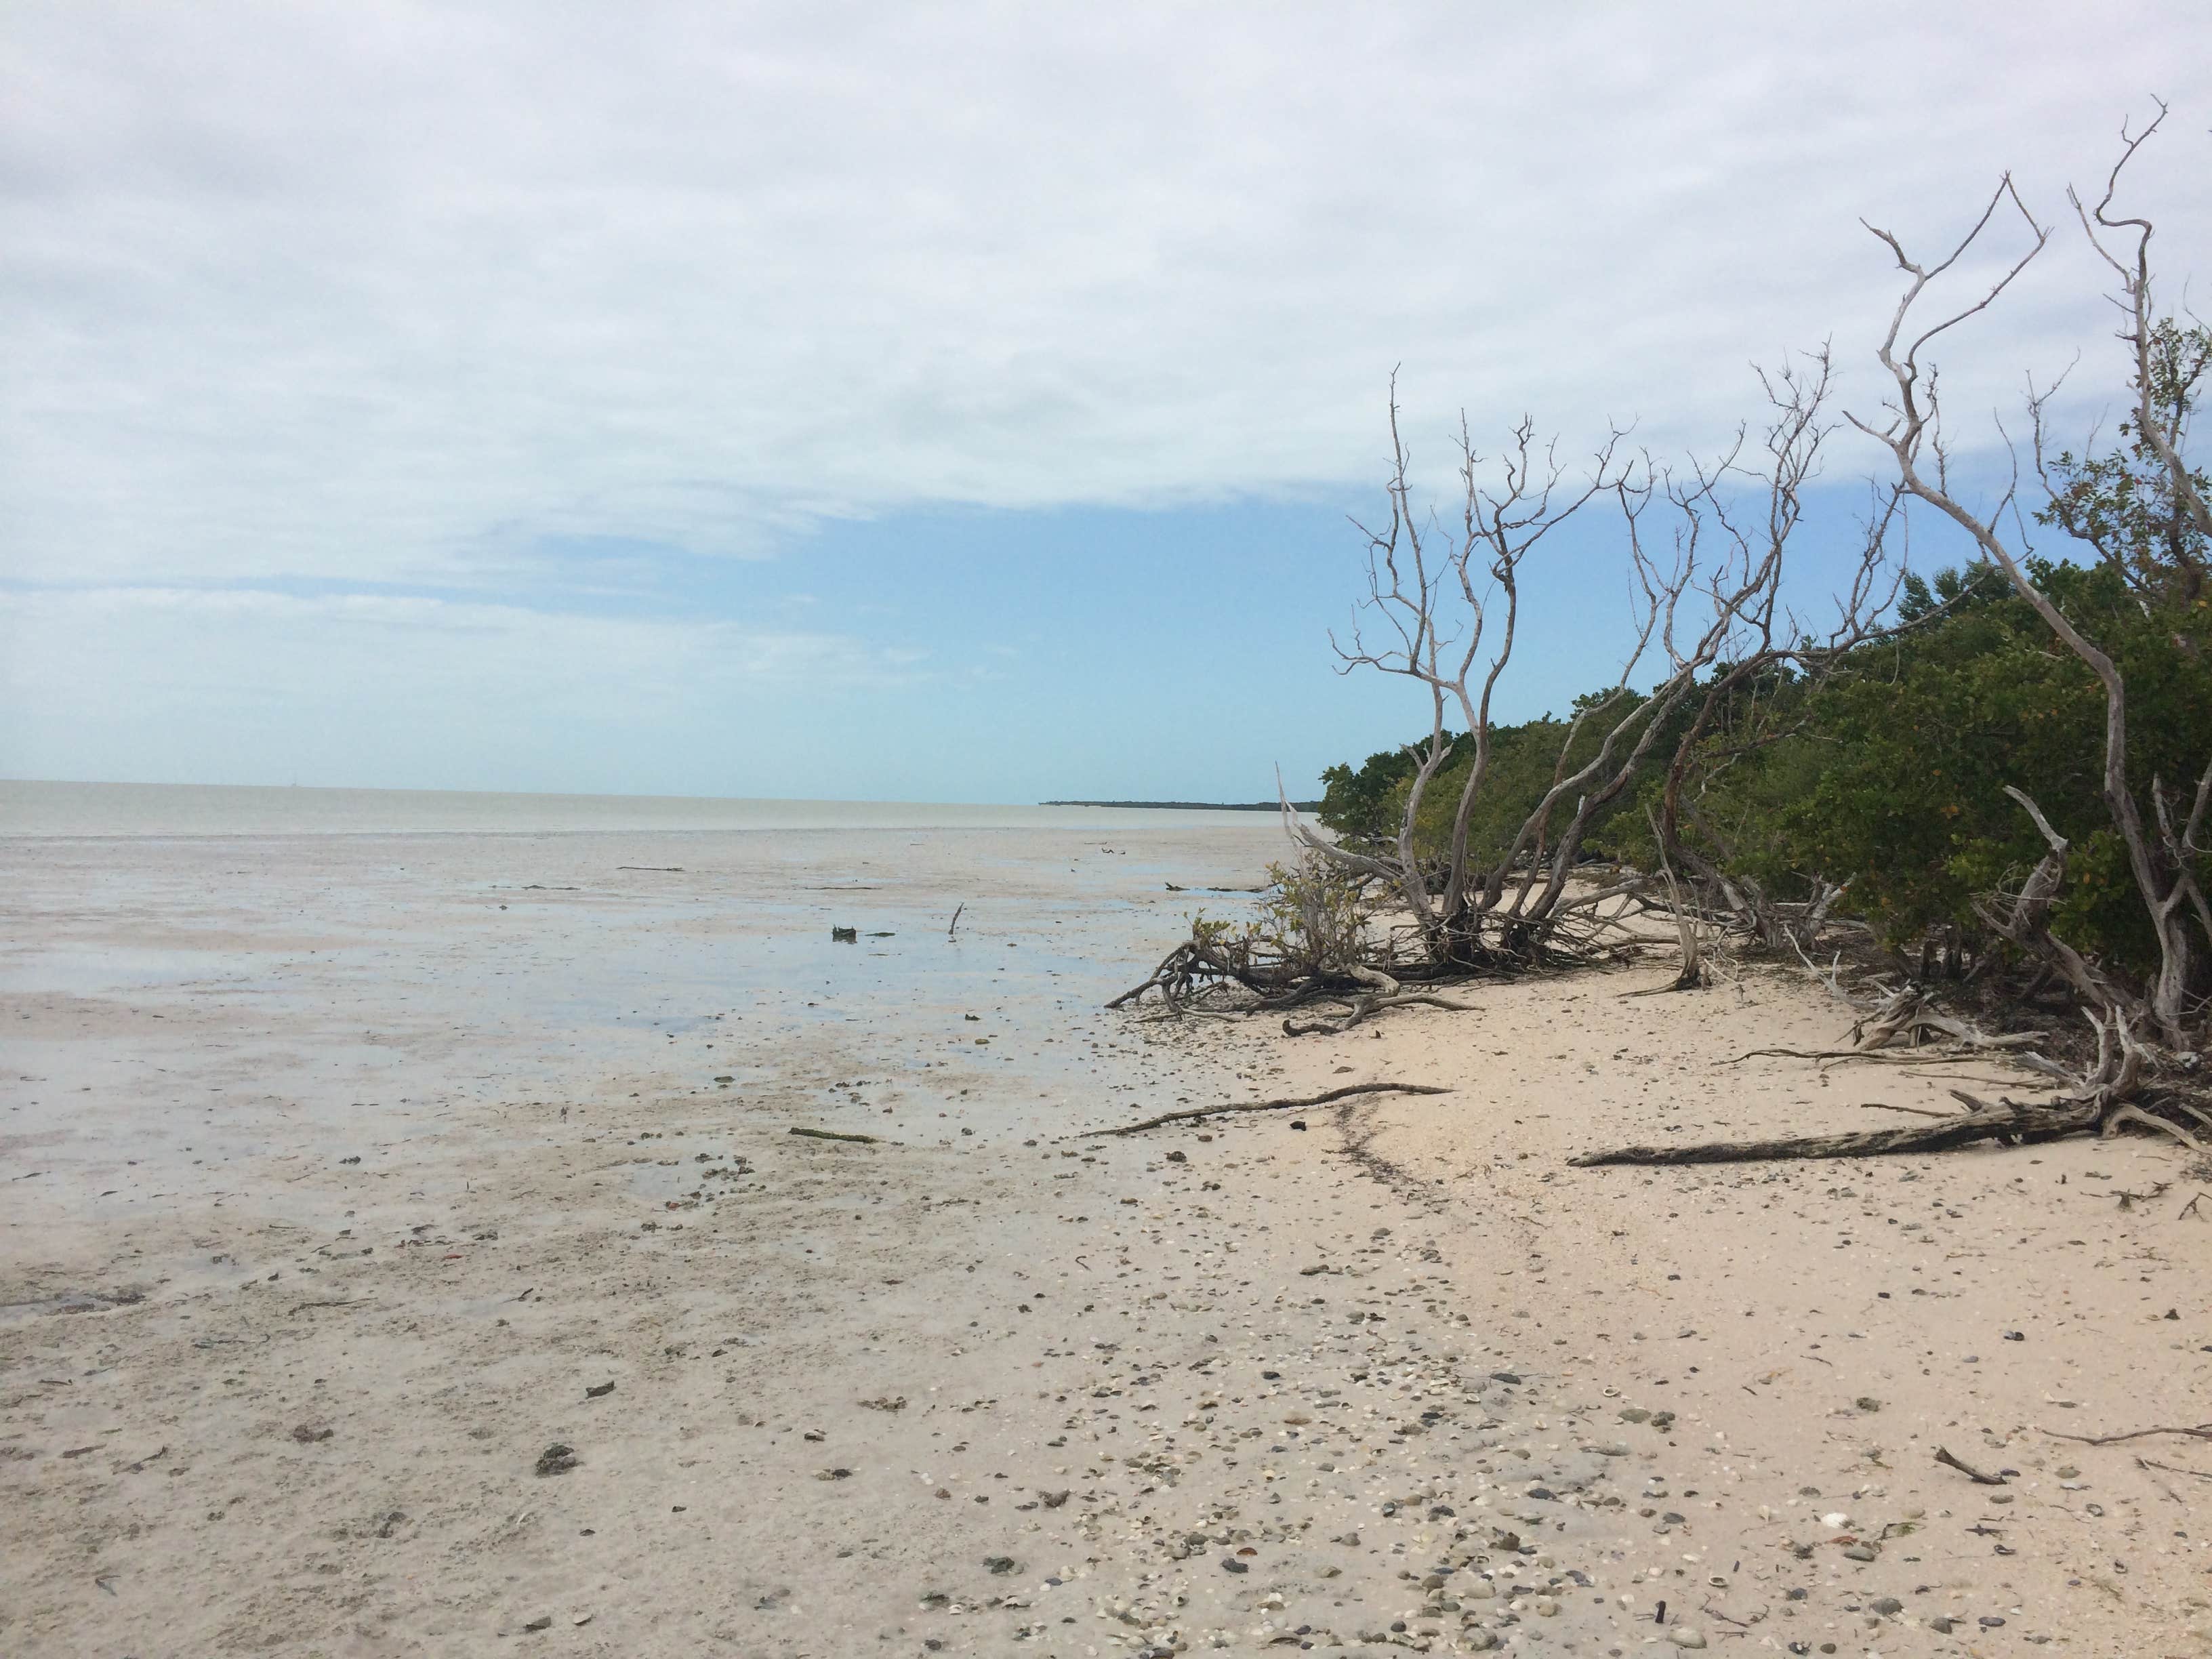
[1569,1095,2098,1167]
[1080,1081,1450,1140]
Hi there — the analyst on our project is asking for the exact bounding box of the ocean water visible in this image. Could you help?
[0,779,1282,838]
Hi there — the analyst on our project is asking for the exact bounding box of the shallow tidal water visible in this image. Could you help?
[1,781,1292,1233]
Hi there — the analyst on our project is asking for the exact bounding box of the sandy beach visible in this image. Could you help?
[5,789,2211,1658]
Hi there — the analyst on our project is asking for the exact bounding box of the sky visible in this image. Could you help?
[4,2,2209,804]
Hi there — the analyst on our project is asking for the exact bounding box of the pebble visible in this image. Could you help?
[1668,1629,1707,1650]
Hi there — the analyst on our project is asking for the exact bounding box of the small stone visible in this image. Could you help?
[533,1443,578,1477]
[1222,1558,1248,1574]
[1841,1544,1879,1562]
[522,1615,552,1633]
[586,1382,615,1399]
[1928,1616,1956,1633]
[1040,1489,1070,1509]
[290,1423,333,1444]
[1980,1615,2007,1628]
[1871,1597,1902,1616]
[1668,1629,1707,1650]
[984,1556,1017,1575]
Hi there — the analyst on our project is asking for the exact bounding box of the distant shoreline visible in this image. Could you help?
[1039,798,1320,812]
[0,779,1309,838]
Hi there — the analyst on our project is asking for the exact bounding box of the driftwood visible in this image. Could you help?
[2041,1422,2212,1448]
[789,1126,878,1145]
[1569,1095,2097,1167]
[1080,1082,1450,1140]
[1933,1446,2009,1486]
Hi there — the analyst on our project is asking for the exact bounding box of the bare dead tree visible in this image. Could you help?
[1578,110,2212,1170]
[1277,359,1900,976]
[1269,377,1633,966]
[1847,106,2211,1055]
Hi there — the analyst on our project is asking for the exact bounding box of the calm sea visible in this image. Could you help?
[0,779,1281,838]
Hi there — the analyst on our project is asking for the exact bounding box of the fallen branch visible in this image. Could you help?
[1933,1446,2009,1485]
[1080,1082,1451,1139]
[788,1127,879,1145]
[2136,1455,2212,1483]
[2043,1422,2212,1448]
[1725,1044,2048,1068]
[1570,1095,2097,1166]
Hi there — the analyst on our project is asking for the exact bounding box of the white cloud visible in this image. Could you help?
[0,584,916,789]
[3,1,2207,592]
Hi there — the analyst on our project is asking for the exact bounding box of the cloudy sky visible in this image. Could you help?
[4,2,2208,802]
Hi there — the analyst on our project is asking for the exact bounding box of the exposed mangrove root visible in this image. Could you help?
[1108,932,1489,1023]
[1109,902,1638,1028]
[1078,1082,1451,1140]
[1283,993,1475,1037]
[1277,964,1476,1036]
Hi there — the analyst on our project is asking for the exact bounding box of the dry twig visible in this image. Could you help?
[1933,1446,2009,1485]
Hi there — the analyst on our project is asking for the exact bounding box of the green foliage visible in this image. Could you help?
[1252,854,1374,977]
[1317,696,1693,875]
[1316,738,1460,840]
[1607,560,2211,985]
[1182,852,1374,979]
[1780,560,2207,970]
